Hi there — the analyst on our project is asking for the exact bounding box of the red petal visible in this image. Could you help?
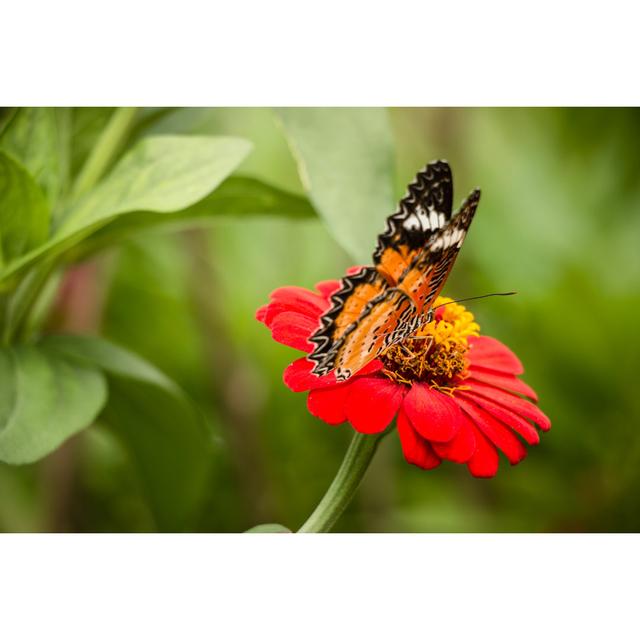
[403,383,464,443]
[467,368,538,402]
[458,392,540,445]
[256,305,269,323]
[466,424,500,478]
[270,286,328,315]
[283,358,383,393]
[307,384,352,425]
[259,287,327,327]
[315,280,341,299]
[346,265,366,275]
[397,409,441,470]
[459,398,527,465]
[464,381,551,431]
[270,312,317,352]
[283,357,336,391]
[432,413,477,463]
[346,377,405,434]
[263,302,308,327]
[467,336,524,375]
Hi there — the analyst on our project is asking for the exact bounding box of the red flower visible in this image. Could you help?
[257,275,550,478]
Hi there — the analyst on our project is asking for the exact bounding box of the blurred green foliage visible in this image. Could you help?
[0,107,638,532]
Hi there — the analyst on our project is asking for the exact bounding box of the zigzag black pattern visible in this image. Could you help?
[400,188,481,309]
[307,267,383,375]
[372,159,453,263]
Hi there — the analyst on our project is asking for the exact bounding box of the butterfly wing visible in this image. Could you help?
[307,266,390,376]
[374,159,453,284]
[394,188,480,314]
[326,190,481,381]
[308,161,480,381]
[328,289,420,381]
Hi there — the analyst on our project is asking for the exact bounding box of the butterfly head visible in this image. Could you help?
[379,296,480,388]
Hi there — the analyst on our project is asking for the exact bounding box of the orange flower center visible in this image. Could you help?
[381,297,480,390]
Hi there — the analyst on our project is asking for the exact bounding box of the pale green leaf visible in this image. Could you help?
[71,175,317,259]
[0,344,107,464]
[0,135,252,282]
[0,151,50,267]
[59,134,252,232]
[0,107,71,207]
[245,523,292,533]
[43,334,177,392]
[275,108,395,263]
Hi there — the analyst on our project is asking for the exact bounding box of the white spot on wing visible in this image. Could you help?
[430,226,467,251]
[403,215,420,231]
[414,204,431,229]
[428,206,440,230]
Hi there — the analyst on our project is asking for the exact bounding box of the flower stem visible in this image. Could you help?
[297,431,386,533]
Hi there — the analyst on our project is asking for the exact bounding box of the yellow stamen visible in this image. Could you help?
[381,296,480,389]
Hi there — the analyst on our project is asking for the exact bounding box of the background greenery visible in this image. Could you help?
[0,107,638,532]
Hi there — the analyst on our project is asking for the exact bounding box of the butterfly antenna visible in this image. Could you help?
[432,291,517,310]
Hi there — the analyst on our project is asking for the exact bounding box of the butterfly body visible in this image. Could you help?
[308,160,480,382]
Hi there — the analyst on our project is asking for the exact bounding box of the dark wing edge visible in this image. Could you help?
[372,159,453,264]
[407,187,481,312]
[308,266,386,376]
[428,187,480,256]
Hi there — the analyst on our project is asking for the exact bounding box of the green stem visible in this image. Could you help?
[70,107,138,199]
[297,431,386,533]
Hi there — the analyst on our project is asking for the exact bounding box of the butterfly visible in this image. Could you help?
[307,160,480,382]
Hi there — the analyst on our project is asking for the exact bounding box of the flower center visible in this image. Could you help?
[380,297,480,389]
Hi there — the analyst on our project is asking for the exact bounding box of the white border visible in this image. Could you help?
[2,1,639,105]
[1,534,637,639]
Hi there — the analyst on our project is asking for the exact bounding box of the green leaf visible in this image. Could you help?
[43,334,177,391]
[162,174,315,220]
[0,107,71,207]
[43,335,213,531]
[60,134,253,232]
[275,108,396,263]
[0,343,107,464]
[71,175,317,259]
[0,135,253,282]
[245,523,292,533]
[0,151,50,267]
